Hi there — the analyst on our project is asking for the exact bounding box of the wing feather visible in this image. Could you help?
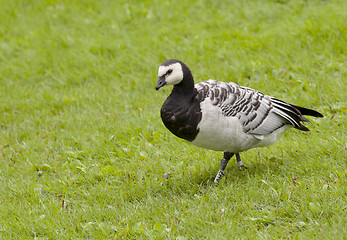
[195,80,310,135]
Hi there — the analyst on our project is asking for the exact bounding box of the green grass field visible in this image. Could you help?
[0,0,346,239]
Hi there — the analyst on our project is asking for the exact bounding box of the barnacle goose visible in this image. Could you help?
[156,59,323,183]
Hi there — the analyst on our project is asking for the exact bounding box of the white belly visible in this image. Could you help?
[251,125,292,148]
[191,99,257,152]
[191,99,291,153]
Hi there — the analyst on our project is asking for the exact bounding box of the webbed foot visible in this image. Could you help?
[236,153,248,170]
[237,161,248,170]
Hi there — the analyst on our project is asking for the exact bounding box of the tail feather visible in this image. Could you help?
[270,98,323,132]
[291,104,323,132]
[290,104,324,118]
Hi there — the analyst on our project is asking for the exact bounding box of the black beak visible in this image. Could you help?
[156,77,166,90]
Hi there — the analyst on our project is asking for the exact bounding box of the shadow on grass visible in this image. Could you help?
[162,154,312,191]
[112,152,319,204]
[145,159,283,197]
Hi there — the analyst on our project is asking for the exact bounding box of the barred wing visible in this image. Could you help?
[195,80,309,135]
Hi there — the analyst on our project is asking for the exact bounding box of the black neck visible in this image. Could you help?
[172,62,195,95]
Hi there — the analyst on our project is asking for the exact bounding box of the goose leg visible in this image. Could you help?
[214,152,234,183]
[236,153,248,170]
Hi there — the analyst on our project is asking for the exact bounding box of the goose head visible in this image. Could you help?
[156,59,193,90]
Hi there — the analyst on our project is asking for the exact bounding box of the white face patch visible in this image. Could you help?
[158,62,184,86]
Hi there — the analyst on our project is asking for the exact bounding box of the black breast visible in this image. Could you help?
[160,90,202,142]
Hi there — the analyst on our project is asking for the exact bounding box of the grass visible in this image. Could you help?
[0,0,346,239]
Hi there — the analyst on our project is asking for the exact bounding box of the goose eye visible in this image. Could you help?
[167,69,173,74]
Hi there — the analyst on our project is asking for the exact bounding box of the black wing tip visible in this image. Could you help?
[304,109,324,118]
[301,115,310,122]
[291,104,324,118]
[295,124,310,131]
[315,112,324,118]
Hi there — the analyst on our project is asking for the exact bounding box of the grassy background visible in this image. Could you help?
[0,0,346,239]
